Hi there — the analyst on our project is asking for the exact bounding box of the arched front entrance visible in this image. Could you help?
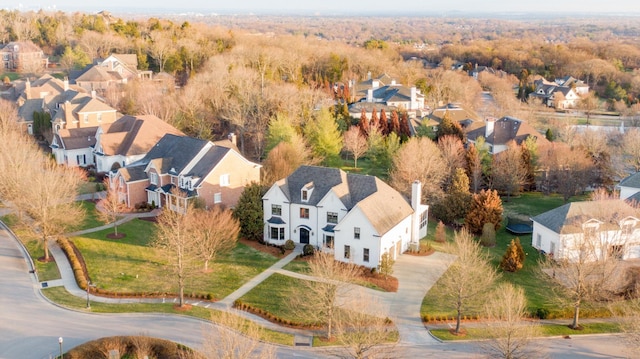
[299,227,310,244]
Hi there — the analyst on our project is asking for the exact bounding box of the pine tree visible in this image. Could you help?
[500,239,524,272]
[436,110,465,142]
[433,168,472,224]
[233,182,266,241]
[399,111,411,140]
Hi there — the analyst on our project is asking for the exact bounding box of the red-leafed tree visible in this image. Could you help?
[399,111,411,139]
[370,108,379,131]
[359,108,369,137]
[379,108,389,135]
[390,110,400,135]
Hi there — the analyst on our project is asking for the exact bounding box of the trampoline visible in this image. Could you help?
[505,217,533,235]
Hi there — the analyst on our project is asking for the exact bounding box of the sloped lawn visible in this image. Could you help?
[71,219,279,299]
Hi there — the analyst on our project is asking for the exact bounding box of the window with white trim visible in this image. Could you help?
[363,248,370,262]
[83,113,88,123]
[536,234,541,248]
[327,212,338,224]
[354,227,360,239]
[149,172,158,185]
[214,192,222,204]
[272,204,282,216]
[344,245,351,259]
[220,174,230,187]
[300,207,309,219]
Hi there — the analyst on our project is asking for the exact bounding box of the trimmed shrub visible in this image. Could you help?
[480,222,496,247]
[303,244,315,256]
[435,221,446,243]
[284,239,295,250]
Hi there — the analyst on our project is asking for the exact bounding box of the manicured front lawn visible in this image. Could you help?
[72,219,279,299]
[238,273,315,326]
[430,322,620,341]
[73,200,107,231]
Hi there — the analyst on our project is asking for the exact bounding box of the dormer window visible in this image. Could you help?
[301,182,314,203]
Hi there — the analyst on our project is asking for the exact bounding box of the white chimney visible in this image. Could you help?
[367,71,371,80]
[91,90,96,99]
[485,117,496,138]
[410,180,422,251]
[366,89,373,103]
[372,80,380,89]
[391,79,396,86]
[410,87,417,110]
[63,77,69,91]
[228,132,237,146]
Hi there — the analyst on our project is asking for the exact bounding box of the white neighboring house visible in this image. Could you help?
[531,200,640,261]
[618,172,640,202]
[50,126,98,167]
[262,165,428,268]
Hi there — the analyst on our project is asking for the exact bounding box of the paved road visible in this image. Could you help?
[0,222,632,358]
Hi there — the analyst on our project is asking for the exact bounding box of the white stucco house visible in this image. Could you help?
[531,200,640,261]
[262,165,428,268]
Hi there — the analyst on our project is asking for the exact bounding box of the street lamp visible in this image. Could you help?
[86,281,93,309]
[58,337,63,359]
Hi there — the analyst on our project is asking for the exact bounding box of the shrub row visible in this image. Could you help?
[233,299,317,328]
[57,237,89,290]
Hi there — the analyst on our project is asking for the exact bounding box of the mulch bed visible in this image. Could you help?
[106,232,126,239]
[359,270,398,292]
[406,247,435,256]
[238,238,292,258]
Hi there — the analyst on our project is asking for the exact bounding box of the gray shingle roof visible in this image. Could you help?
[135,134,209,174]
[532,200,639,234]
[278,165,413,236]
[620,172,640,189]
[188,146,230,187]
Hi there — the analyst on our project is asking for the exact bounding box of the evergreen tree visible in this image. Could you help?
[435,220,447,243]
[433,168,472,224]
[436,110,465,142]
[500,238,524,272]
[480,222,497,247]
[399,111,411,140]
[304,107,343,165]
[233,182,266,242]
[545,128,555,142]
[465,189,503,235]
[265,114,297,154]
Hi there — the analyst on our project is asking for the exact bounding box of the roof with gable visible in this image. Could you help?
[98,115,183,156]
[134,134,210,175]
[53,126,99,150]
[274,165,413,236]
[118,165,147,182]
[619,172,640,189]
[75,66,121,83]
[532,200,640,234]
[17,98,44,122]
[466,116,550,148]
[1,41,43,53]
[186,146,232,187]
[428,103,479,126]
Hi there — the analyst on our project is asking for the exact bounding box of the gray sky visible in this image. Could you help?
[10,1,640,14]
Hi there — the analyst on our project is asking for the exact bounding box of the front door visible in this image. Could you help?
[300,228,310,244]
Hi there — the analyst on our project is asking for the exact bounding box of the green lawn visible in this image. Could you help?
[42,287,294,346]
[73,201,107,231]
[72,219,279,299]
[430,322,620,341]
[340,157,388,179]
[421,192,594,321]
[238,273,316,326]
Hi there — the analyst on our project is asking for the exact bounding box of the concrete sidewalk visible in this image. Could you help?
[66,209,160,237]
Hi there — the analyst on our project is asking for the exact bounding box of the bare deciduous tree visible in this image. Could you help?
[390,136,447,204]
[291,250,360,340]
[191,207,239,272]
[343,125,369,168]
[492,141,527,201]
[98,178,127,237]
[433,229,498,334]
[482,283,542,359]
[154,203,197,308]
[622,128,640,172]
[541,198,639,329]
[204,310,276,359]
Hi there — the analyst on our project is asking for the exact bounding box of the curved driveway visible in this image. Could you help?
[0,223,631,359]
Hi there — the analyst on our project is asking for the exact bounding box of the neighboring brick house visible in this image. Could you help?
[0,41,48,73]
[93,115,184,173]
[465,116,550,154]
[262,165,429,268]
[110,134,260,210]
